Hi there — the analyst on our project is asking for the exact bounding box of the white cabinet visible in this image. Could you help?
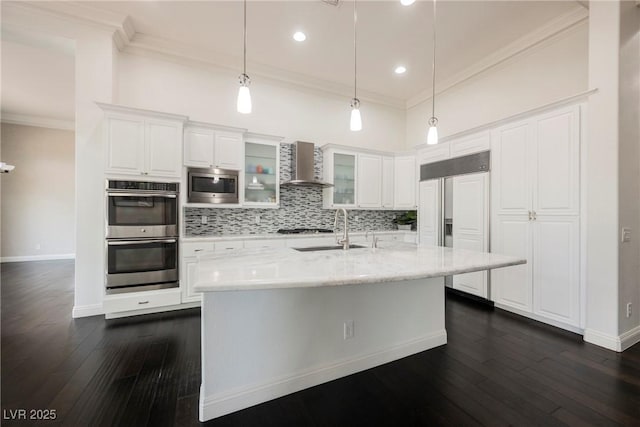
[103,109,184,178]
[381,156,394,208]
[323,149,358,209]
[104,288,182,317]
[244,135,281,207]
[449,132,491,158]
[452,173,489,298]
[357,154,382,208]
[417,144,449,165]
[491,104,581,328]
[184,123,244,170]
[418,179,440,246]
[394,156,417,209]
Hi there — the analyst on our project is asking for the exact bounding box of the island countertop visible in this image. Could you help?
[194,243,526,292]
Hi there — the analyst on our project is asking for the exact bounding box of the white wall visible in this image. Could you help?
[117,52,406,153]
[617,1,640,336]
[0,123,75,261]
[406,22,589,147]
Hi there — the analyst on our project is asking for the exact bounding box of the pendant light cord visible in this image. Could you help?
[243,0,247,76]
[431,0,437,120]
[353,0,358,100]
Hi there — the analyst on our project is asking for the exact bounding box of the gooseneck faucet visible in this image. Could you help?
[333,208,350,250]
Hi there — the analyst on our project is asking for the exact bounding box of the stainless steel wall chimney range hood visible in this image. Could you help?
[282,141,333,188]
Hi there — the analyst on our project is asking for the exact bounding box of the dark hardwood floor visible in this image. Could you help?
[2,260,640,426]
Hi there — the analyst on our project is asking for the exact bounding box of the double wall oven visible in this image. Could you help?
[105,180,179,294]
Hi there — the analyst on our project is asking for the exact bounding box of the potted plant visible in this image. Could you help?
[394,210,417,230]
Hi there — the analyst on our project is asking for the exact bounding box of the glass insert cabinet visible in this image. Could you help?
[322,148,358,208]
[243,138,280,207]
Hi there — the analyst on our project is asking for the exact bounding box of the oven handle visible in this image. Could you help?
[107,192,177,198]
[107,239,177,246]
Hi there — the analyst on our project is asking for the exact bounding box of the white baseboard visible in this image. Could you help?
[72,303,104,318]
[494,303,584,335]
[199,330,447,422]
[585,325,640,352]
[104,301,200,319]
[1,253,75,263]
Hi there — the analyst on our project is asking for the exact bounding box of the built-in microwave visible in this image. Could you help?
[187,167,239,204]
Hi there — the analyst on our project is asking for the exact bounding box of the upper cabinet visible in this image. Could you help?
[100,103,187,179]
[243,133,282,208]
[417,131,491,167]
[393,155,417,209]
[323,148,357,209]
[323,145,414,210]
[184,122,244,170]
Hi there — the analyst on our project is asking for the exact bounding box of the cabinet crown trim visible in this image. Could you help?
[97,102,189,122]
[186,121,247,133]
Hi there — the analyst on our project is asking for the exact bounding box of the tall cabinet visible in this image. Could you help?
[491,104,581,329]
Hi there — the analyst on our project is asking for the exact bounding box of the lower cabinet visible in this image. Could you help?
[103,288,182,316]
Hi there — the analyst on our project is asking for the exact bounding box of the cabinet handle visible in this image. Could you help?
[532,211,537,221]
[528,211,533,221]
[138,301,149,305]
[194,249,203,252]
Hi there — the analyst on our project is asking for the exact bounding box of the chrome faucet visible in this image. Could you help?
[365,230,379,249]
[333,208,350,250]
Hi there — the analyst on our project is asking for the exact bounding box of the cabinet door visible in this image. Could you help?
[417,144,450,165]
[184,127,215,168]
[449,132,490,158]
[533,215,580,326]
[491,215,533,311]
[418,180,440,246]
[105,116,145,175]
[394,156,417,209]
[492,121,532,216]
[532,106,580,216]
[145,119,182,178]
[332,152,357,207]
[452,173,489,298]
[182,258,202,303]
[357,154,382,208]
[381,156,394,208]
[214,131,243,170]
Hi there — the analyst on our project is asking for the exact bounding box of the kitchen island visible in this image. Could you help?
[194,243,525,421]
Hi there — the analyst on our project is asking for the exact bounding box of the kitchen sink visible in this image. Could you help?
[292,244,366,252]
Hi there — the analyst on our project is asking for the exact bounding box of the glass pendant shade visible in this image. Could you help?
[350,99,362,132]
[427,123,439,145]
[237,75,252,114]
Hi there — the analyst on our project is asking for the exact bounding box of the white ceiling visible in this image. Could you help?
[0,0,584,123]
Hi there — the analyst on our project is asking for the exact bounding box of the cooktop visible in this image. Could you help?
[276,228,333,234]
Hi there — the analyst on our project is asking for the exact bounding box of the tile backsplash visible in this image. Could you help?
[184,143,409,236]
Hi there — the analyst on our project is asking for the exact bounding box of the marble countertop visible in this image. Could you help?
[182,230,415,243]
[194,242,525,292]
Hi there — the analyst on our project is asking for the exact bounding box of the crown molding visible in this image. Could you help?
[1,113,74,131]
[96,102,189,122]
[406,6,589,109]
[126,33,406,109]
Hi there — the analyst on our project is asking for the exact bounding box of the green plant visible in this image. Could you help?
[393,210,417,225]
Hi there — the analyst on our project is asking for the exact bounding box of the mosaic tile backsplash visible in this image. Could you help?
[184,143,409,236]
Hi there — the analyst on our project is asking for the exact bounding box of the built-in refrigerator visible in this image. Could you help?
[418,151,491,299]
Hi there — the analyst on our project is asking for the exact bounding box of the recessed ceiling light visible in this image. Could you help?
[293,31,306,42]
[394,66,407,74]
[400,0,416,6]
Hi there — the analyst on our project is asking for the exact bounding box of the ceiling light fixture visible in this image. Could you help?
[400,0,416,6]
[394,65,407,74]
[293,31,306,42]
[237,0,252,114]
[350,0,362,132]
[427,0,439,145]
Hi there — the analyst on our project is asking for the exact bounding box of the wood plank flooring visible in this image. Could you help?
[2,260,639,426]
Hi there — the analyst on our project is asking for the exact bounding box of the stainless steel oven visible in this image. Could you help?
[187,168,239,204]
[105,180,180,294]
[106,180,179,239]
[106,238,178,294]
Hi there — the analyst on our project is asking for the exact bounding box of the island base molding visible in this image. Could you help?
[199,278,446,422]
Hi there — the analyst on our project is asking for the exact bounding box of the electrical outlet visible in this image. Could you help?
[201,216,208,225]
[255,215,261,225]
[343,320,354,340]
[622,228,632,243]
[627,303,632,318]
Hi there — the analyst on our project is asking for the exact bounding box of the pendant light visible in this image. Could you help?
[350,0,362,131]
[237,0,252,114]
[427,0,439,145]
